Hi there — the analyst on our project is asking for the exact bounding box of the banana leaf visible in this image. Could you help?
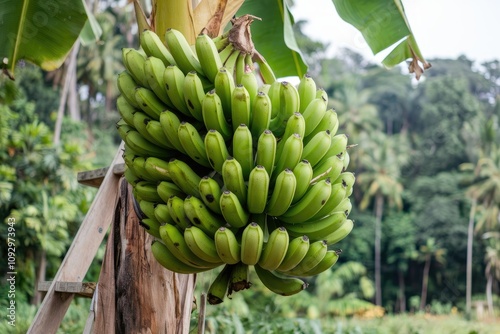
[237,0,308,79]
[0,0,92,77]
[332,0,430,77]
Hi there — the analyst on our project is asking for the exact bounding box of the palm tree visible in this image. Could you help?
[418,238,446,311]
[357,131,409,306]
[461,145,500,314]
[483,232,500,316]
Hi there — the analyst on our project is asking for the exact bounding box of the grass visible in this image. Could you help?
[320,314,500,334]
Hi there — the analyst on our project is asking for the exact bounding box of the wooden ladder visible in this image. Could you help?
[27,144,196,334]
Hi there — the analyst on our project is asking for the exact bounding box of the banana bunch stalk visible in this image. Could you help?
[117,14,355,303]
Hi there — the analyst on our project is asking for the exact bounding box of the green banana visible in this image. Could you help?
[146,119,176,150]
[232,124,253,180]
[184,225,222,264]
[230,262,251,292]
[151,240,207,274]
[312,155,344,183]
[234,52,246,85]
[134,181,162,203]
[254,57,276,84]
[159,110,187,154]
[157,181,185,203]
[258,226,289,271]
[255,129,277,177]
[332,197,352,216]
[284,240,327,275]
[292,159,313,204]
[204,129,230,173]
[302,97,327,137]
[247,165,270,214]
[231,84,251,130]
[144,156,171,181]
[269,81,299,137]
[123,166,141,186]
[167,158,202,198]
[207,264,232,305]
[202,90,232,140]
[250,91,272,139]
[143,56,174,107]
[163,65,190,116]
[240,222,264,265]
[277,235,310,272]
[214,67,235,120]
[298,73,317,113]
[195,32,223,82]
[323,218,354,246]
[123,130,170,158]
[140,30,176,66]
[254,264,307,296]
[140,218,162,239]
[167,196,191,230]
[219,190,249,228]
[177,121,211,167]
[164,28,205,76]
[198,176,223,215]
[117,71,140,108]
[117,95,138,127]
[280,178,332,224]
[159,223,218,268]
[302,130,332,167]
[324,134,348,158]
[116,119,134,141]
[241,66,258,107]
[283,211,347,240]
[298,250,341,277]
[267,80,281,119]
[135,87,167,120]
[272,133,303,181]
[122,48,149,88]
[139,200,157,220]
[333,172,356,197]
[266,169,296,217]
[275,112,305,162]
[183,195,224,237]
[154,203,175,224]
[183,71,206,121]
[215,227,241,264]
[304,108,339,144]
[308,182,347,221]
[132,111,165,147]
[222,157,247,204]
[223,49,240,79]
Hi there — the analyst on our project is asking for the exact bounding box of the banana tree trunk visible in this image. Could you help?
[92,178,195,333]
[374,193,384,306]
[466,199,477,316]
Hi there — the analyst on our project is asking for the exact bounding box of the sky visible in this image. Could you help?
[290,0,500,66]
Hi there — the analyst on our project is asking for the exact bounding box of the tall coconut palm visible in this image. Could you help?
[357,131,409,306]
[418,238,446,311]
[461,135,500,315]
[482,233,500,316]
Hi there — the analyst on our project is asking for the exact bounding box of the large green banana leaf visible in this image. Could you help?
[237,0,308,79]
[0,0,92,77]
[332,0,430,76]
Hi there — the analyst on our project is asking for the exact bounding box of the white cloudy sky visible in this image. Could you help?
[290,0,500,65]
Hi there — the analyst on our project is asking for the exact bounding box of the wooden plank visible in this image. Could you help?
[77,163,125,188]
[37,281,96,298]
[27,142,125,334]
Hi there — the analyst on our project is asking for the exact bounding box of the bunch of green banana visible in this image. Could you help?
[116,21,356,302]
